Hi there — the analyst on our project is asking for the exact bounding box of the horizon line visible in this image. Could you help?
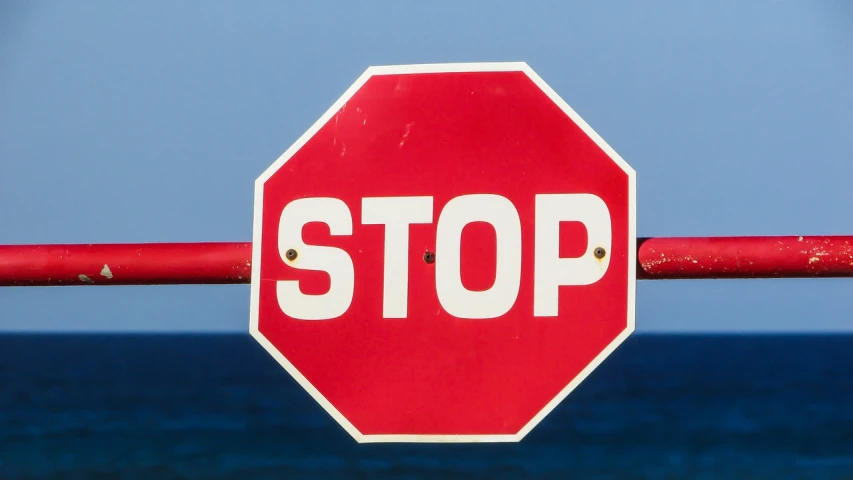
[2,330,852,336]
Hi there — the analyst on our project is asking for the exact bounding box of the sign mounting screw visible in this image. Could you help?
[423,251,435,264]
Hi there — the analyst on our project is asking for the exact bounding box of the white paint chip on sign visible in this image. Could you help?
[100,264,114,279]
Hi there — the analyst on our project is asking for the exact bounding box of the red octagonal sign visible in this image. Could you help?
[250,62,636,443]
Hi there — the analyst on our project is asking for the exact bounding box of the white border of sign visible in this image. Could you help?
[249,62,637,444]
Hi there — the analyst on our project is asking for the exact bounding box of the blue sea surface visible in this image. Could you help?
[1,334,852,479]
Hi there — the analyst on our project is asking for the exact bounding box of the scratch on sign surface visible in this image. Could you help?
[399,122,413,147]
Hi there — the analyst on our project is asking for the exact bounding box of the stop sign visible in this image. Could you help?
[249,62,636,443]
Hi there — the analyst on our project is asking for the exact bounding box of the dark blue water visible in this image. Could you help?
[1,334,852,479]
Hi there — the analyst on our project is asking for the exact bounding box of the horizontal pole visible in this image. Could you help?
[637,236,852,279]
[0,242,252,286]
[0,236,850,287]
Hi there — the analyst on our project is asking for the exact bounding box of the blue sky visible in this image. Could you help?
[1,1,851,332]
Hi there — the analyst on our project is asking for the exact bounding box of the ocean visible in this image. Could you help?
[1,334,851,479]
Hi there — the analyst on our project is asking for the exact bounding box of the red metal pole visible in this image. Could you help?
[0,236,851,286]
[637,235,853,279]
[0,242,251,286]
